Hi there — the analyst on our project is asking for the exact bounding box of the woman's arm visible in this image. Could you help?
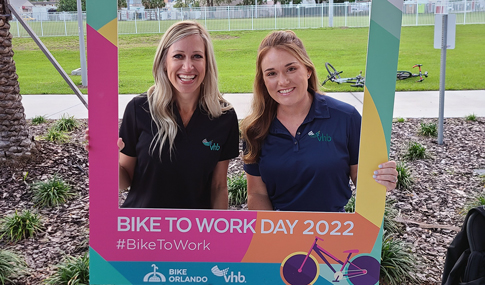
[246,173,273,211]
[211,160,230,209]
[350,164,358,186]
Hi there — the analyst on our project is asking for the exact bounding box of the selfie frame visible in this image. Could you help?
[87,1,404,284]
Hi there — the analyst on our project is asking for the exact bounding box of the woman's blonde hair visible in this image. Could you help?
[241,30,319,164]
[147,21,232,158]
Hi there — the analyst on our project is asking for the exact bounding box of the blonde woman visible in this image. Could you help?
[241,30,397,212]
[118,21,239,209]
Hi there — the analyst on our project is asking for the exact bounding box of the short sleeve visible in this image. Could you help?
[242,140,261,176]
[348,108,362,165]
[219,109,240,161]
[243,162,261,176]
[119,98,138,157]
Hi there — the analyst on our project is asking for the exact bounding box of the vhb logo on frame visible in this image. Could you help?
[202,139,220,151]
[211,265,246,283]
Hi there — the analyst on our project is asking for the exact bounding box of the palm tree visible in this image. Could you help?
[0,0,34,160]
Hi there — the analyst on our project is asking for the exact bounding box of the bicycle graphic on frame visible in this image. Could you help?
[280,236,380,285]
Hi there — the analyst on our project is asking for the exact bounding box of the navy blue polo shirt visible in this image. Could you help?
[244,92,361,212]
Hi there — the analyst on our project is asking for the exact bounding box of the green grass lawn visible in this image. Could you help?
[12,24,485,94]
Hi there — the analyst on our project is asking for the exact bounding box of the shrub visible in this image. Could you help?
[32,175,74,208]
[418,122,437,137]
[44,253,89,285]
[53,114,78,132]
[465,113,477,121]
[43,127,69,143]
[380,231,419,285]
[404,142,429,161]
[0,250,26,285]
[227,173,248,206]
[384,200,400,234]
[462,190,485,215]
[345,196,399,233]
[393,117,405,123]
[344,195,356,213]
[31,115,47,125]
[396,162,413,190]
[0,210,42,242]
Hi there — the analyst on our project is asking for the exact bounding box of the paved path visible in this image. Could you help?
[21,90,485,120]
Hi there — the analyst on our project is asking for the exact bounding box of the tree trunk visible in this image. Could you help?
[0,1,34,161]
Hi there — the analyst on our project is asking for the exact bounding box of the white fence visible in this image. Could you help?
[11,1,485,37]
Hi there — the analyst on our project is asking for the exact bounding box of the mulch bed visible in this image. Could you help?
[1,117,484,284]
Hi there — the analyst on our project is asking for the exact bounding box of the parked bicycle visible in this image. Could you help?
[396,64,428,82]
[280,236,380,285]
[321,62,365,88]
[322,62,429,88]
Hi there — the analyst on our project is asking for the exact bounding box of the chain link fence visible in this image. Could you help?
[11,1,485,37]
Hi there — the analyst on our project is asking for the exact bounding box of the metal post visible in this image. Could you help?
[274,4,276,29]
[345,1,348,26]
[158,8,160,33]
[8,3,87,108]
[296,4,300,29]
[321,3,324,27]
[40,13,44,36]
[438,14,448,145]
[204,7,207,28]
[416,1,418,26]
[77,0,87,86]
[329,0,334,27]
[64,12,67,36]
[463,0,466,24]
[134,10,137,34]
[251,5,254,30]
[255,0,257,18]
[228,6,230,31]
[16,16,20,37]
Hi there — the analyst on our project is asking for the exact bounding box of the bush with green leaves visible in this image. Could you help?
[227,173,248,206]
[31,115,47,125]
[462,190,485,215]
[404,141,429,161]
[465,113,477,121]
[380,231,419,285]
[32,175,74,208]
[0,250,26,285]
[393,117,405,123]
[344,195,356,213]
[383,200,400,234]
[346,196,400,234]
[43,127,69,143]
[396,162,413,190]
[53,114,79,132]
[418,122,437,137]
[44,253,89,285]
[0,210,42,242]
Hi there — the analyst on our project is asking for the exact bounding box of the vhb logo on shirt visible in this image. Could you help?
[308,131,332,142]
[202,139,220,151]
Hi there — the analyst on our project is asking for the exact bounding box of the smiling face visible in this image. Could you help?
[165,34,206,99]
[260,48,312,109]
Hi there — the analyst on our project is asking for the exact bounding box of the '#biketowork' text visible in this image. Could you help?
[116,238,211,251]
[118,217,355,235]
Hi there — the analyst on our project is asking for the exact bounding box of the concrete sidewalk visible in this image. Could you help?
[21,90,485,120]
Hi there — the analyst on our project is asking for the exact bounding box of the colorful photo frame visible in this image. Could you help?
[87,0,404,284]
